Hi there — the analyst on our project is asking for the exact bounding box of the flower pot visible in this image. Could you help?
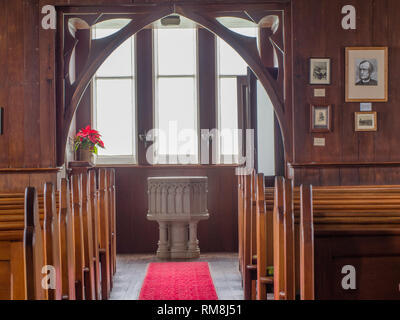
[76,148,93,163]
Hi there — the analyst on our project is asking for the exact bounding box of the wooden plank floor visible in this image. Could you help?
[110,253,244,300]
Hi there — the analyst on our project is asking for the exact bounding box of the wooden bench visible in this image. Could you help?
[244,176,400,300]
[298,184,400,300]
[238,170,274,300]
[0,168,116,300]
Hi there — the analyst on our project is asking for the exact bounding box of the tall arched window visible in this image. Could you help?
[91,16,275,171]
[153,26,199,164]
[217,26,257,164]
[92,22,137,164]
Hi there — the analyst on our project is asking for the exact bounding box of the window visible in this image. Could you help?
[92,19,265,167]
[92,25,137,164]
[217,27,257,164]
[153,27,199,164]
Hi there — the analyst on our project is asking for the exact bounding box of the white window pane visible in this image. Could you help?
[219,78,239,156]
[257,81,275,175]
[216,18,258,37]
[96,33,133,77]
[92,19,131,39]
[156,78,198,159]
[218,28,256,76]
[157,28,196,76]
[231,27,257,38]
[218,40,248,75]
[96,79,135,156]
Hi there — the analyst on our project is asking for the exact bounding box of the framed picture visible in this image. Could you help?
[310,104,332,132]
[355,112,377,132]
[345,47,388,102]
[309,58,331,85]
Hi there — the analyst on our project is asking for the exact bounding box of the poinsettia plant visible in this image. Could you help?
[74,125,105,155]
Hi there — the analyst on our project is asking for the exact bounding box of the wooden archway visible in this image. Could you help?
[57,2,291,166]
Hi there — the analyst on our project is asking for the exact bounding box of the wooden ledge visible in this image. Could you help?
[0,167,62,173]
[94,164,240,169]
[288,161,400,169]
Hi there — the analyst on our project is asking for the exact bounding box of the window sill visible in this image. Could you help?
[94,164,240,169]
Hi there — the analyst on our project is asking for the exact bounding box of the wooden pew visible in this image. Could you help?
[237,168,245,276]
[70,174,86,300]
[248,177,400,300]
[106,170,115,289]
[0,168,116,300]
[297,185,400,300]
[59,178,76,300]
[98,168,111,300]
[255,173,273,300]
[24,187,47,300]
[299,184,314,300]
[0,190,48,300]
[242,170,257,300]
[239,170,275,300]
[110,169,117,277]
[80,171,96,300]
[89,170,101,300]
[273,176,286,300]
[43,183,62,300]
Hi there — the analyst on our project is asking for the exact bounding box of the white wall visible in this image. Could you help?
[256,81,275,176]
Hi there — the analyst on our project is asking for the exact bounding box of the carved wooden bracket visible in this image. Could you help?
[57,3,291,166]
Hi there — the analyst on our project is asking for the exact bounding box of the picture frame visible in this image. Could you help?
[355,112,377,132]
[345,47,388,102]
[309,58,331,85]
[310,104,332,133]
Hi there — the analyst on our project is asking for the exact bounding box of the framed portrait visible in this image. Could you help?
[310,104,332,132]
[355,112,377,132]
[345,47,388,102]
[309,58,331,85]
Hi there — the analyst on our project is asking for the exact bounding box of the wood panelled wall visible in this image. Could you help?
[2,0,400,251]
[0,0,56,169]
[291,0,400,186]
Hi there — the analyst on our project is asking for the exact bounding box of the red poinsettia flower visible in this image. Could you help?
[74,125,105,155]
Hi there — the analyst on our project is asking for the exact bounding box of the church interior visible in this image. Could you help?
[1,0,400,302]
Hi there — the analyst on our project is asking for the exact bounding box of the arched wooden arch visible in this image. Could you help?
[57,3,292,166]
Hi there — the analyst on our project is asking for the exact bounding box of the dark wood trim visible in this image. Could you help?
[136,29,154,165]
[0,168,62,173]
[274,115,285,176]
[248,68,258,171]
[96,164,239,169]
[289,162,400,169]
[198,28,217,165]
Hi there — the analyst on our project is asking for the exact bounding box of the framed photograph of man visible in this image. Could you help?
[355,112,377,132]
[310,104,332,133]
[345,47,388,102]
[309,58,331,85]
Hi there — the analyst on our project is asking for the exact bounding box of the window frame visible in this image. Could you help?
[92,29,138,165]
[152,27,200,165]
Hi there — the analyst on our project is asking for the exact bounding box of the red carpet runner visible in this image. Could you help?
[139,262,218,300]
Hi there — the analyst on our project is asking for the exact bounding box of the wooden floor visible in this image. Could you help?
[110,253,244,300]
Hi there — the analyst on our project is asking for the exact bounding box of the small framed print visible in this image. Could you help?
[309,58,331,85]
[345,47,388,102]
[311,105,332,133]
[355,112,377,132]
